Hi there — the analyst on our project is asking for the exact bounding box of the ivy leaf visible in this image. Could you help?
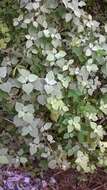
[72,47,85,63]
[47,134,54,143]
[62,0,69,8]
[68,89,82,102]
[78,131,86,143]
[55,50,66,59]
[0,67,7,78]
[23,112,34,123]
[68,149,73,156]
[45,122,52,129]
[46,0,58,9]
[67,125,74,133]
[44,84,54,94]
[26,39,33,48]
[0,90,8,101]
[82,103,96,115]
[50,111,60,122]
[20,156,27,164]
[18,76,27,84]
[85,49,92,57]
[25,2,33,10]
[22,126,32,136]
[63,133,70,139]
[102,63,107,77]
[23,104,34,113]
[41,122,52,131]
[14,116,27,127]
[48,160,57,169]
[30,144,37,155]
[65,13,72,22]
[28,74,38,82]
[45,71,57,85]
[34,136,40,144]
[18,69,30,77]
[0,155,9,164]
[79,1,86,7]
[0,81,12,93]
[20,0,29,8]
[32,2,39,10]
[37,94,46,105]
[47,53,55,62]
[43,29,50,38]
[18,111,24,118]
[33,78,45,92]
[22,83,33,94]
[30,126,38,138]
[0,148,8,155]
[15,102,24,112]
[0,39,7,49]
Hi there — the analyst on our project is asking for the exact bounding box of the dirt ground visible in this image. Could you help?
[1,167,107,190]
[44,168,107,190]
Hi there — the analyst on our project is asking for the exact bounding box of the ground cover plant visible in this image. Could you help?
[1,0,107,175]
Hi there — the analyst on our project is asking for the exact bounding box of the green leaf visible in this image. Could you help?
[55,6,66,17]
[82,103,96,114]
[72,47,86,63]
[78,130,89,144]
[68,89,82,102]
[0,39,7,49]
[39,159,48,170]
[0,90,8,100]
[68,149,73,156]
[63,133,70,139]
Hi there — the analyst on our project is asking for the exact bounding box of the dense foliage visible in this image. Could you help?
[0,0,107,173]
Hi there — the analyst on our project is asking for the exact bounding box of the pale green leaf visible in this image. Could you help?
[20,156,27,164]
[45,71,56,85]
[23,112,34,123]
[23,104,34,113]
[22,83,33,94]
[47,53,55,62]
[15,102,24,112]
[55,50,66,59]
[30,144,37,155]
[18,69,30,77]
[0,81,12,93]
[17,76,27,84]
[28,74,38,82]
[67,125,74,133]
[48,160,57,169]
[37,94,46,105]
[0,155,9,164]
[0,67,7,78]
[26,39,33,48]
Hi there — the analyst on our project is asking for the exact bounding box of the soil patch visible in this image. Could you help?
[1,167,107,190]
